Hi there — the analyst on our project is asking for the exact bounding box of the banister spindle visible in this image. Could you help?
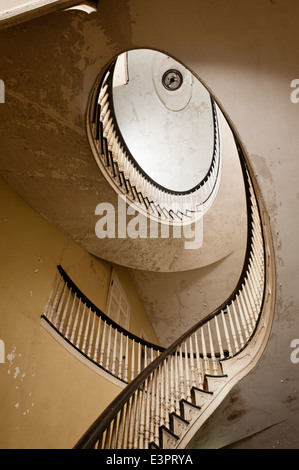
[48,274,63,323]
[169,354,175,415]
[207,322,218,374]
[93,316,102,363]
[227,305,239,353]
[87,310,96,358]
[231,300,245,348]
[118,333,124,380]
[105,324,113,370]
[43,270,59,320]
[214,314,224,360]
[59,287,72,333]
[201,327,210,375]
[76,303,86,349]
[82,306,92,354]
[194,332,204,389]
[124,335,129,383]
[221,310,233,357]
[184,341,192,401]
[64,292,77,339]
[178,345,186,401]
[99,321,107,366]
[111,328,118,376]
[70,297,81,344]
[53,280,67,327]
[131,340,135,381]
[189,336,197,388]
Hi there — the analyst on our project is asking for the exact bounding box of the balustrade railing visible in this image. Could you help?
[88,63,221,224]
[73,141,270,449]
[41,266,164,385]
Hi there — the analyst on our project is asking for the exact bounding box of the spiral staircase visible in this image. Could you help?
[39,54,276,449]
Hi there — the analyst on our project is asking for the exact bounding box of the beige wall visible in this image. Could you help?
[0,175,158,449]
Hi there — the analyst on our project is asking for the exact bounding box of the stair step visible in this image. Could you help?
[180,399,201,423]
[169,412,190,438]
[205,374,228,393]
[191,386,213,408]
[159,425,179,449]
[149,441,160,449]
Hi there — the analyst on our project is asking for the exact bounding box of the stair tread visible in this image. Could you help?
[181,398,201,408]
[159,425,180,449]
[149,441,160,449]
[205,373,228,378]
[170,411,190,425]
[169,412,191,440]
[191,386,213,395]
[160,424,180,440]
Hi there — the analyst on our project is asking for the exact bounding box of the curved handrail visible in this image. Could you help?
[73,140,268,449]
[41,265,165,385]
[87,62,222,224]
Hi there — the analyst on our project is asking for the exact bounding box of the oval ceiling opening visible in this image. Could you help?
[112,49,215,193]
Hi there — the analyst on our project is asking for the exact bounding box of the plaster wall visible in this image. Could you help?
[0,175,158,448]
[0,5,246,274]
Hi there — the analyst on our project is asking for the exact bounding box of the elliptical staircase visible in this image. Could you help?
[41,59,276,449]
[71,142,275,449]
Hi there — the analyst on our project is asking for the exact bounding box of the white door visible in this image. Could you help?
[106,270,130,330]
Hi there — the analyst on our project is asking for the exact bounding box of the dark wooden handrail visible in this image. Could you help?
[55,265,165,353]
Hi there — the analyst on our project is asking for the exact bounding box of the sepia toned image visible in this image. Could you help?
[0,0,298,456]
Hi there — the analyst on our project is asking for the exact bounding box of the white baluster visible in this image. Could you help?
[164,359,170,429]
[178,345,186,401]
[207,322,218,374]
[137,342,141,376]
[118,333,123,380]
[201,327,210,375]
[124,336,129,383]
[59,287,72,334]
[43,270,59,319]
[189,336,197,389]
[239,287,255,331]
[184,342,192,401]
[82,306,92,354]
[227,305,239,353]
[87,310,96,358]
[214,315,224,360]
[53,281,67,327]
[131,341,135,381]
[235,293,250,342]
[231,300,245,348]
[116,406,126,449]
[99,321,107,366]
[64,293,77,339]
[111,328,118,376]
[144,374,151,448]
[76,303,86,349]
[154,368,161,446]
[105,324,112,370]
[93,316,102,363]
[70,296,81,344]
[221,310,233,357]
[169,354,175,415]
[194,332,204,388]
